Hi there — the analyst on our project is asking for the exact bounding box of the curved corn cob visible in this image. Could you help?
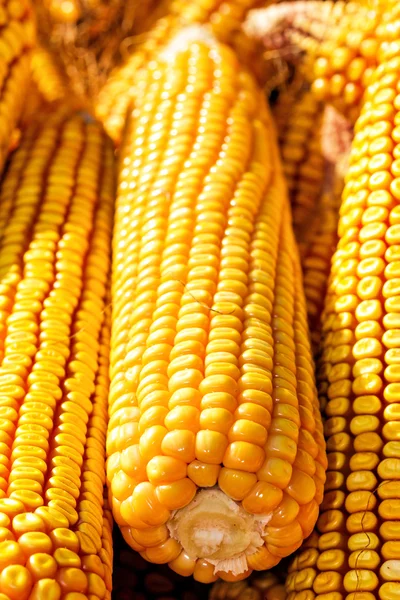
[107,29,327,584]
[210,568,287,600]
[0,0,35,172]
[298,173,342,356]
[95,0,264,143]
[286,8,400,600]
[0,108,114,599]
[244,1,382,125]
[273,86,350,354]
[295,105,352,354]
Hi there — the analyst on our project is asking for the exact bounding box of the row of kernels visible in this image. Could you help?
[373,23,400,600]
[20,122,94,516]
[298,270,352,600]
[0,117,83,502]
[121,57,195,392]
[294,253,327,507]
[213,119,271,489]
[95,16,178,143]
[134,49,232,500]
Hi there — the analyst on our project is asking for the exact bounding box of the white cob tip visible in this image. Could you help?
[167,488,272,575]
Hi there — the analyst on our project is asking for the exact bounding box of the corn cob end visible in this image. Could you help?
[167,488,271,576]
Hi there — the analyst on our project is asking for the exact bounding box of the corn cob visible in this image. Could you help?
[273,86,326,233]
[0,0,35,173]
[107,27,327,584]
[295,105,352,355]
[298,172,342,357]
[95,0,265,144]
[210,568,287,600]
[0,108,114,599]
[244,1,382,125]
[286,8,400,600]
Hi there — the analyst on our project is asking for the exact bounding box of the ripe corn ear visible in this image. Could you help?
[107,28,327,583]
[274,86,326,233]
[0,0,35,172]
[0,108,114,599]
[286,8,400,600]
[298,176,342,356]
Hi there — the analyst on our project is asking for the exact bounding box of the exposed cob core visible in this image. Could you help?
[168,488,272,576]
[107,27,327,583]
[0,108,114,599]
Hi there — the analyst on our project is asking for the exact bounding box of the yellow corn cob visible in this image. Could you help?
[286,8,400,600]
[294,104,351,354]
[106,28,327,584]
[273,86,350,354]
[244,1,382,125]
[95,0,264,144]
[298,172,342,356]
[0,0,35,172]
[0,108,114,599]
[274,86,326,233]
[210,569,287,600]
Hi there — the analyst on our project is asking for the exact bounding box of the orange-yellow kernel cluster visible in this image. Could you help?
[298,175,343,355]
[275,87,325,232]
[0,0,35,170]
[107,37,326,582]
[0,109,114,599]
